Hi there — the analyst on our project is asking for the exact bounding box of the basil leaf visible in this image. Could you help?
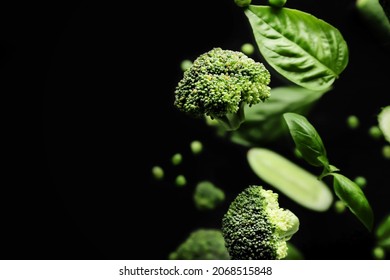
[247,148,333,212]
[245,5,349,90]
[376,214,390,249]
[331,173,374,231]
[283,112,327,167]
[379,0,390,22]
[227,86,328,146]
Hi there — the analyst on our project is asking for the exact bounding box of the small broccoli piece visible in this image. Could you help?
[222,185,299,260]
[169,229,230,260]
[174,47,271,131]
[193,181,225,210]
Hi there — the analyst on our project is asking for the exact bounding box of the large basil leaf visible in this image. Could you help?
[331,173,374,231]
[227,86,328,146]
[283,112,327,167]
[206,87,327,146]
[245,5,349,90]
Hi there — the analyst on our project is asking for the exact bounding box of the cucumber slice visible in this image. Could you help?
[378,106,390,143]
[247,148,333,211]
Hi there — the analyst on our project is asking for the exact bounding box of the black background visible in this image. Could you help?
[1,0,389,260]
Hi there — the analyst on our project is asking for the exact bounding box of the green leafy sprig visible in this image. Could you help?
[283,112,374,231]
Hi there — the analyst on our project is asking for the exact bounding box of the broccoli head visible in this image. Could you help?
[193,180,225,211]
[222,185,299,260]
[174,47,271,130]
[169,229,230,260]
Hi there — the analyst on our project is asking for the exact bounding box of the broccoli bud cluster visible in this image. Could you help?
[174,48,271,130]
[169,229,231,260]
[222,185,299,260]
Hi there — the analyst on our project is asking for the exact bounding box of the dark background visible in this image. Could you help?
[1,0,389,260]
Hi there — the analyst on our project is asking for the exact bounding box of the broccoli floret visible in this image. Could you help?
[222,185,299,260]
[193,181,225,211]
[169,229,231,260]
[174,47,271,131]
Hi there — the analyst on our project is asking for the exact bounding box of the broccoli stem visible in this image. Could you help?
[214,103,246,131]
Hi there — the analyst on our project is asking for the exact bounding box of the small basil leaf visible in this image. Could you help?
[283,112,327,167]
[245,5,349,90]
[376,214,390,249]
[331,173,374,231]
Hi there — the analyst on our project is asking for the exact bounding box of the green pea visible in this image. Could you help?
[171,153,183,165]
[180,59,193,71]
[151,166,164,180]
[346,115,360,129]
[354,176,367,188]
[382,145,390,159]
[372,246,385,260]
[241,43,255,56]
[368,126,382,140]
[190,140,203,155]
[175,175,187,187]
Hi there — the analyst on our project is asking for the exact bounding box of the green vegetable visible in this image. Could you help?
[282,112,374,231]
[174,47,271,131]
[190,140,203,155]
[372,246,385,259]
[247,148,333,211]
[383,145,390,159]
[380,0,390,21]
[222,185,299,260]
[180,59,193,71]
[376,214,390,249]
[356,0,390,44]
[240,42,255,56]
[245,5,348,90]
[171,153,183,165]
[333,200,346,214]
[235,0,252,8]
[193,181,225,210]
[283,112,327,167]
[347,115,360,129]
[330,173,374,231]
[378,106,390,143]
[368,126,383,140]
[283,242,304,260]
[175,175,187,187]
[169,229,230,260]
[268,0,287,8]
[354,176,367,188]
[151,166,164,180]
[215,86,328,146]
